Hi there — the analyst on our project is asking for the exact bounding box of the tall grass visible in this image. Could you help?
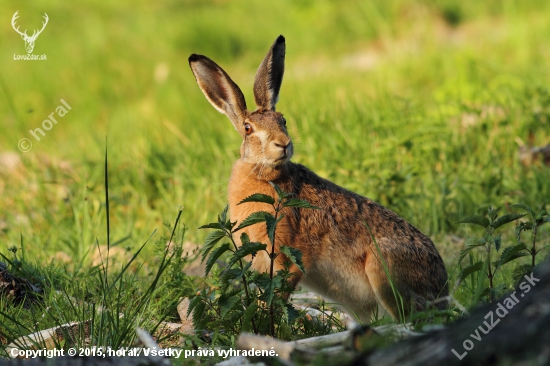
[0,150,190,355]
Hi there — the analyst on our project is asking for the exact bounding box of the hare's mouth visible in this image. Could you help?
[272,154,291,166]
[272,146,292,165]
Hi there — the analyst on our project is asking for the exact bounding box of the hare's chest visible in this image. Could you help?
[228,173,276,234]
[228,177,273,238]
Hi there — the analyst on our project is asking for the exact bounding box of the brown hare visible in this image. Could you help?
[188,35,448,323]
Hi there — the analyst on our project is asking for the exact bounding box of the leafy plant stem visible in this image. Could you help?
[228,230,258,334]
[485,227,495,298]
[531,224,537,267]
[486,245,493,291]
[268,201,281,338]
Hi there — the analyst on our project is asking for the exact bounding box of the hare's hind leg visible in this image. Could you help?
[364,238,448,321]
[364,241,413,321]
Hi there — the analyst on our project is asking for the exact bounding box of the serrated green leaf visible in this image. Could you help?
[240,232,250,244]
[255,272,271,287]
[227,242,268,269]
[494,234,502,251]
[515,221,534,244]
[220,267,243,289]
[238,194,275,205]
[283,198,321,209]
[199,222,221,230]
[192,301,207,328]
[220,262,252,289]
[233,211,271,232]
[218,205,229,227]
[205,243,231,276]
[535,210,549,226]
[464,236,487,248]
[187,295,202,318]
[225,219,236,231]
[511,204,536,218]
[285,303,300,323]
[458,215,490,228]
[226,310,244,328]
[280,301,290,323]
[259,277,282,305]
[512,264,535,284]
[490,213,526,229]
[458,261,484,282]
[535,209,548,221]
[266,214,284,244]
[494,243,528,268]
[219,295,241,318]
[279,245,306,273]
[242,302,259,332]
[266,215,276,245]
[458,238,487,263]
[201,230,226,262]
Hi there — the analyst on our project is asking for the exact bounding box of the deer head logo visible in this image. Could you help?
[11,11,49,54]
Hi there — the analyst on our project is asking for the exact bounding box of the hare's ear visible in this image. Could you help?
[189,54,248,133]
[253,35,285,112]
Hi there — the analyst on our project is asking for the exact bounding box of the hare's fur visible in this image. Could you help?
[189,36,448,322]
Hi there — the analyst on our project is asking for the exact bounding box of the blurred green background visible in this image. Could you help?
[1,0,549,266]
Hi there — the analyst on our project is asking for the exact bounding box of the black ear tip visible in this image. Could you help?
[188,54,202,64]
[276,35,285,44]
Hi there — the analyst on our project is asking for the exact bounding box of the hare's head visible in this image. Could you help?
[189,36,293,175]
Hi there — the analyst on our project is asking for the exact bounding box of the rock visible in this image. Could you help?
[177,298,195,335]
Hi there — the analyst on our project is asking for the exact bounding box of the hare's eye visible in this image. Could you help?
[244,123,253,135]
[282,118,287,127]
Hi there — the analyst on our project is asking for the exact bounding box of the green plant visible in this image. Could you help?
[0,148,188,354]
[155,218,196,299]
[510,204,550,283]
[457,204,549,304]
[457,206,525,302]
[189,182,324,343]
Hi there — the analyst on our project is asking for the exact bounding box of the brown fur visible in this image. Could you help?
[189,35,448,323]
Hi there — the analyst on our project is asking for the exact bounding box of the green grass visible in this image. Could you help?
[1,0,550,358]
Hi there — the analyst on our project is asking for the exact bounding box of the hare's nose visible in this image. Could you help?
[274,142,290,155]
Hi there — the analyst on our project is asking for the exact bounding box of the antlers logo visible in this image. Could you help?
[11,11,49,54]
